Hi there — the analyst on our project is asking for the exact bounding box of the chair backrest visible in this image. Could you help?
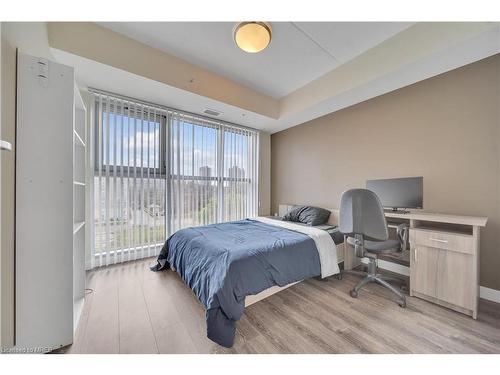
[339,188,389,241]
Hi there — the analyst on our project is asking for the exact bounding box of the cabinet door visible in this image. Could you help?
[436,250,475,310]
[411,246,439,298]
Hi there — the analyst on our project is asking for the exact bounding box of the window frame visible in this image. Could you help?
[93,100,167,176]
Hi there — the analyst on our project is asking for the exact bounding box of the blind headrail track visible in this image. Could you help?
[88,87,260,134]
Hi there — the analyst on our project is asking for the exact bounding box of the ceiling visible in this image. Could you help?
[97,22,412,98]
[49,22,500,133]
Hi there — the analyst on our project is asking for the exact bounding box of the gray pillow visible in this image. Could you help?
[282,205,331,226]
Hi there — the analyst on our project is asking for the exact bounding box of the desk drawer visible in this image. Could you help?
[412,229,474,255]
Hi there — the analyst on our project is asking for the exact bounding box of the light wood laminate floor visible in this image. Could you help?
[61,258,500,354]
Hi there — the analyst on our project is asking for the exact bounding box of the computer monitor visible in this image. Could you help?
[366,177,423,212]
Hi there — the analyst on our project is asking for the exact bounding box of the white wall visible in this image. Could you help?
[259,131,271,216]
[1,22,53,349]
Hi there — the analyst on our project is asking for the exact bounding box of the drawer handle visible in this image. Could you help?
[429,238,448,243]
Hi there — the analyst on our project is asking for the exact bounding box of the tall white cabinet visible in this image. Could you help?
[16,52,86,352]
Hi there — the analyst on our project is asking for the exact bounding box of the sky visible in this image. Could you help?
[100,112,253,177]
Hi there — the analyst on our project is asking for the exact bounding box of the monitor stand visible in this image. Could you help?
[385,208,410,214]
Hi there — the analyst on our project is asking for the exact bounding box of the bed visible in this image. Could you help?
[151,205,344,348]
[245,206,345,306]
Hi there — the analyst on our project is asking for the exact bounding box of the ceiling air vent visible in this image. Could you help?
[203,108,222,117]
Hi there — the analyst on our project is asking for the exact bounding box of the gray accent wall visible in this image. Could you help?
[271,54,500,291]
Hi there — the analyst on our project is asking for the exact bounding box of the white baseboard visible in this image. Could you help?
[360,258,500,304]
[479,286,500,304]
[376,259,410,277]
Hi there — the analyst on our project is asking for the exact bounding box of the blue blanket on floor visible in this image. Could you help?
[151,219,322,347]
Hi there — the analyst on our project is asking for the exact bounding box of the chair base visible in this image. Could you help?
[344,262,407,307]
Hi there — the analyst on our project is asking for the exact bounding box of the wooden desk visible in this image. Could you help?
[276,204,487,318]
[344,211,487,319]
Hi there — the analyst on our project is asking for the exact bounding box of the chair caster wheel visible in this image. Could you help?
[398,301,406,308]
[350,289,358,298]
[335,273,343,280]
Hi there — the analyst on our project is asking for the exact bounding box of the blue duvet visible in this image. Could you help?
[151,219,322,347]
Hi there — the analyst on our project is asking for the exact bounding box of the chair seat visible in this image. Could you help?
[364,239,400,253]
[346,237,401,254]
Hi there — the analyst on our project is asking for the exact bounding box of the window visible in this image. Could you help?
[222,127,255,222]
[92,93,259,267]
[169,118,219,232]
[93,99,166,264]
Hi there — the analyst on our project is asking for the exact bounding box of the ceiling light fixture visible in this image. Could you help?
[234,22,272,53]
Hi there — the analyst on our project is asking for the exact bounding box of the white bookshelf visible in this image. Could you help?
[16,53,75,351]
[16,53,88,351]
[73,85,87,331]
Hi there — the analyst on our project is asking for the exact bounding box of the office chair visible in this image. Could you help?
[339,189,407,307]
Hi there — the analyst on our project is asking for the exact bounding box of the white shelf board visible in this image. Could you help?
[73,221,85,235]
[74,130,85,147]
[73,181,85,186]
[73,297,85,332]
[74,85,86,111]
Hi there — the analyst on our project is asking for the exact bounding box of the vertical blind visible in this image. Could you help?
[91,92,259,268]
